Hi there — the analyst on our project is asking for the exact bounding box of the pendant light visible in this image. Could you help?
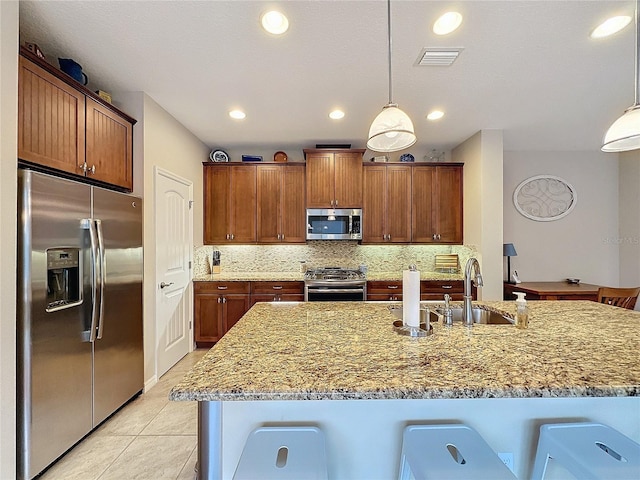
[602,0,640,152]
[367,0,417,152]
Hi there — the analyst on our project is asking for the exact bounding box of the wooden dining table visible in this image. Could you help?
[503,281,600,301]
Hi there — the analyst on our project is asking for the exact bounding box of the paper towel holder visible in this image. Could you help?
[393,308,432,337]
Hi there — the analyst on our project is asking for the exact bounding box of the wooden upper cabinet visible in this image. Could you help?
[17,48,135,191]
[257,164,306,243]
[203,164,257,244]
[85,98,133,190]
[412,164,463,244]
[362,164,411,243]
[304,149,364,208]
[18,55,86,176]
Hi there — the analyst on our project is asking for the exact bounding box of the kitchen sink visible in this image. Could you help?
[389,305,513,325]
[434,307,514,325]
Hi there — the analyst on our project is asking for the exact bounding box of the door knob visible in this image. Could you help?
[160,282,174,289]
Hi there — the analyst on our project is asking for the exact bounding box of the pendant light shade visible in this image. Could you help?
[367,103,417,152]
[602,105,640,152]
[602,0,640,152]
[367,0,417,152]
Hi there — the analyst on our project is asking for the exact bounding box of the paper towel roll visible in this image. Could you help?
[403,268,421,327]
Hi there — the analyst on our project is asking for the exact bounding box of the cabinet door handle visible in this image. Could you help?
[217,285,228,290]
[231,234,235,240]
[281,234,284,240]
[272,286,283,290]
[335,200,338,207]
[226,234,230,240]
[437,234,441,240]
[442,285,453,289]
[217,297,221,303]
[222,297,227,303]
[387,285,399,289]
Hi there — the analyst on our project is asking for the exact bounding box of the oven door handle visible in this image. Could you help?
[306,288,365,294]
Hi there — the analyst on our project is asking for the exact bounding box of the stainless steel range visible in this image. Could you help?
[304,267,367,301]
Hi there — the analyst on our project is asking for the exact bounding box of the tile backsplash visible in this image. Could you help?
[193,242,477,276]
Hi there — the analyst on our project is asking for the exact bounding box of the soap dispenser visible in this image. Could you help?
[514,292,529,329]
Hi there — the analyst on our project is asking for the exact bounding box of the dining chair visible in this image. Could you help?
[597,286,640,310]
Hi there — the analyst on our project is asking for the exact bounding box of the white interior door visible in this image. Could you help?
[155,167,193,378]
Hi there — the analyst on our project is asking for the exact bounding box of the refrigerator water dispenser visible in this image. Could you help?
[46,248,82,311]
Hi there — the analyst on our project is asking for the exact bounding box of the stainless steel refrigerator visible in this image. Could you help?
[17,169,144,479]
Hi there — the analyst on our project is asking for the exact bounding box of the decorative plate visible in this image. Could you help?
[513,175,577,221]
[399,153,415,162]
[209,149,229,162]
[274,151,288,162]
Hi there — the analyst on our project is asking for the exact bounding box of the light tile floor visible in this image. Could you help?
[41,349,207,480]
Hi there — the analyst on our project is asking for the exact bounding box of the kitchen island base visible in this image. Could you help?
[197,396,639,480]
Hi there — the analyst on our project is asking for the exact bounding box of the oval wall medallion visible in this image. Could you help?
[513,175,577,221]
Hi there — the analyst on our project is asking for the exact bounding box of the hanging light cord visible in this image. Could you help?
[386,0,393,105]
[635,0,639,106]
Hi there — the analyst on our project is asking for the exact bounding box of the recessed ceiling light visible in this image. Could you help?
[229,110,246,120]
[427,110,445,121]
[591,15,632,38]
[261,10,289,35]
[433,12,463,35]
[329,110,345,120]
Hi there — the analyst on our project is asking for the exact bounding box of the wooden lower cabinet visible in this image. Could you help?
[194,281,304,345]
[421,280,467,301]
[194,281,250,346]
[367,280,470,301]
[367,281,403,301]
[250,281,304,306]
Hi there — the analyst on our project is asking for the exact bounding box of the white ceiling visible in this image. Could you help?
[18,0,637,156]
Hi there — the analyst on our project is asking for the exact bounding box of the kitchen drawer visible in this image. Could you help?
[420,280,473,301]
[194,281,251,294]
[251,281,304,295]
[421,280,463,294]
[367,281,402,301]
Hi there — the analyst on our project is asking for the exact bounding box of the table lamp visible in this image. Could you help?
[503,243,517,284]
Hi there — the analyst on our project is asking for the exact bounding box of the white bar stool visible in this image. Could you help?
[398,424,516,480]
[233,426,328,480]
[531,422,640,480]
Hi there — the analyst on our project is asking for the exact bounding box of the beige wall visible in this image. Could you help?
[503,151,619,286]
[619,151,640,310]
[118,92,208,388]
[0,1,18,477]
[452,130,504,300]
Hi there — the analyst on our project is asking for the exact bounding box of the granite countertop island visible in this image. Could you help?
[170,300,639,401]
[170,300,639,479]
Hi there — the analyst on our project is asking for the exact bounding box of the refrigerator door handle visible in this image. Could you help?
[95,219,106,340]
[83,218,100,342]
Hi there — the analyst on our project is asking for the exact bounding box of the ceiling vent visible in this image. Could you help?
[416,48,463,66]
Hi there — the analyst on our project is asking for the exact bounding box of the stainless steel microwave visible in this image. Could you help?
[306,208,362,240]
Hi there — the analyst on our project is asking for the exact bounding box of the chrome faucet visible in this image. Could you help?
[463,258,483,326]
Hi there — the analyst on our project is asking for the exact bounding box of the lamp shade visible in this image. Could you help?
[503,243,517,256]
[367,103,417,152]
[602,105,640,152]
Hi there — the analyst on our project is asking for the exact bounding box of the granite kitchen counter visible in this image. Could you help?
[192,271,463,282]
[170,300,640,402]
[193,271,304,282]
